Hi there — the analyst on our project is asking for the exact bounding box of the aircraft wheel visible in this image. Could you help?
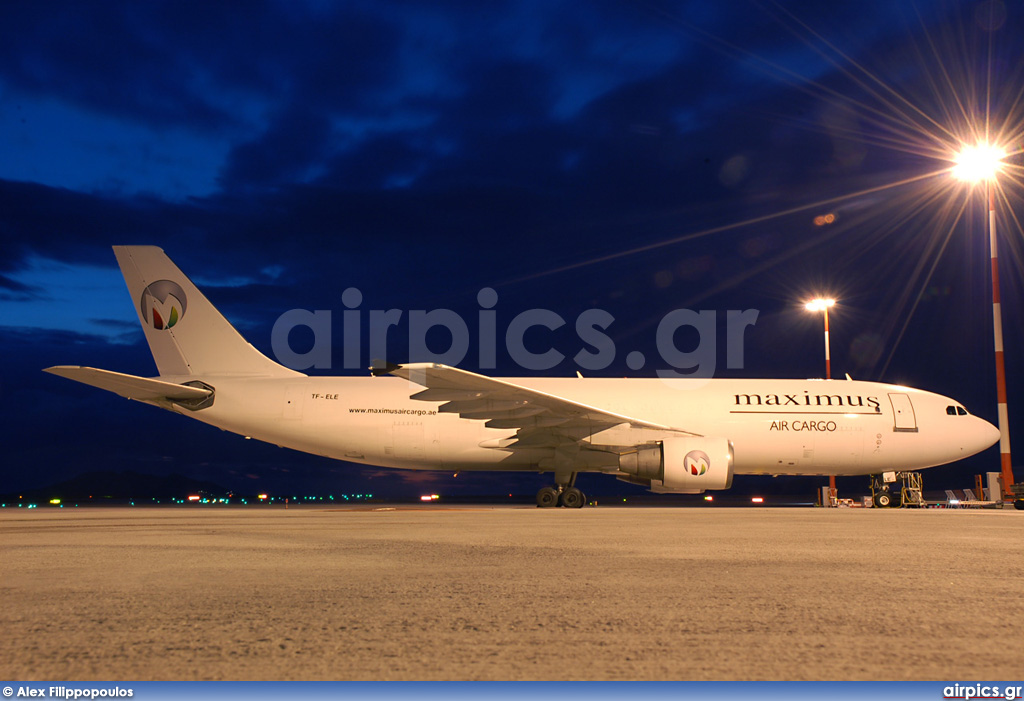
[1014,500,1024,511]
[875,491,892,508]
[536,487,559,508]
[560,487,585,509]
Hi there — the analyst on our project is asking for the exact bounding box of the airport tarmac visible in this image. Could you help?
[1,505,1022,681]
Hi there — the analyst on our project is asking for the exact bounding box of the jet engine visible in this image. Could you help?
[617,437,734,493]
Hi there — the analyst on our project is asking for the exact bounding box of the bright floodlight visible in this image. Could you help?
[805,298,836,312]
[952,143,1006,182]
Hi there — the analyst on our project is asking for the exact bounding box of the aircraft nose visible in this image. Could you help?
[975,417,1001,452]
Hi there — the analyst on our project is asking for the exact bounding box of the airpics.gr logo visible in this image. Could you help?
[684,450,710,476]
[140,280,187,330]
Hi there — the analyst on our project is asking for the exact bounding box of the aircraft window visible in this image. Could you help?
[946,406,957,415]
[957,406,968,416]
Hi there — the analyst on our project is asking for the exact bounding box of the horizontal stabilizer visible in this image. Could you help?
[44,366,212,402]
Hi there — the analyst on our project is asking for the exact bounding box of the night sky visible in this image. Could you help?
[2,0,1022,499]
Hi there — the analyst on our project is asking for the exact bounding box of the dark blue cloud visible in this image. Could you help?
[221,108,335,188]
[0,273,34,294]
[0,2,238,131]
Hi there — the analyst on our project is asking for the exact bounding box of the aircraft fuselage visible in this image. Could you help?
[160,374,997,477]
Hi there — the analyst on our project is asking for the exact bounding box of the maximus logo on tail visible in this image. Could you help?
[140,280,188,330]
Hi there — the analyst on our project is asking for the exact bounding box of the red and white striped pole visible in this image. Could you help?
[823,306,831,380]
[823,305,834,497]
[988,182,1015,498]
[805,297,838,501]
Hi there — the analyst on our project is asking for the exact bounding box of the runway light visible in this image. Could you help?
[952,143,1006,182]
[751,497,764,504]
[704,495,714,501]
[187,495,201,502]
[258,494,268,500]
[49,499,61,505]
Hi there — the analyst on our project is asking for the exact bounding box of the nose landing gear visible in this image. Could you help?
[870,472,923,508]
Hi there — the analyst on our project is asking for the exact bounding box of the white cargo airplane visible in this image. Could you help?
[45,246,999,507]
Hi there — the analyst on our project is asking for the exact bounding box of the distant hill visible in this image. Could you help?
[1,470,231,502]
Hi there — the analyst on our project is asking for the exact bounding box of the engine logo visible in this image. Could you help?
[684,450,710,476]
[140,280,188,330]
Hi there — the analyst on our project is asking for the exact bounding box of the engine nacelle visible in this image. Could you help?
[618,437,734,493]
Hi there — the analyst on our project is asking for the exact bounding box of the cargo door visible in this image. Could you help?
[392,420,425,461]
[888,393,918,433]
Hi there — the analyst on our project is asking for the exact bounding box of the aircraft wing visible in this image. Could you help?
[43,366,212,403]
[383,362,699,452]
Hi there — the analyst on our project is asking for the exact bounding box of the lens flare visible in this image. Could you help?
[805,298,836,312]
[952,143,1007,182]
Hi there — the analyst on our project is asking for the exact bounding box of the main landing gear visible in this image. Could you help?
[536,473,586,508]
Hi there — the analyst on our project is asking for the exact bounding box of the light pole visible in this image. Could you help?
[805,298,836,379]
[805,297,837,500]
[953,143,1014,499]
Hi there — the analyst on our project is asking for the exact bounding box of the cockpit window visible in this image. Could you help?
[957,406,968,416]
[947,405,969,416]
[946,406,957,415]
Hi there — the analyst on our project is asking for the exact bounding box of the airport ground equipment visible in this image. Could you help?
[870,471,924,508]
[1009,482,1024,510]
[962,488,1002,507]
[945,487,1003,508]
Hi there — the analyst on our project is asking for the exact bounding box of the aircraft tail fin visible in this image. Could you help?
[113,246,301,378]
